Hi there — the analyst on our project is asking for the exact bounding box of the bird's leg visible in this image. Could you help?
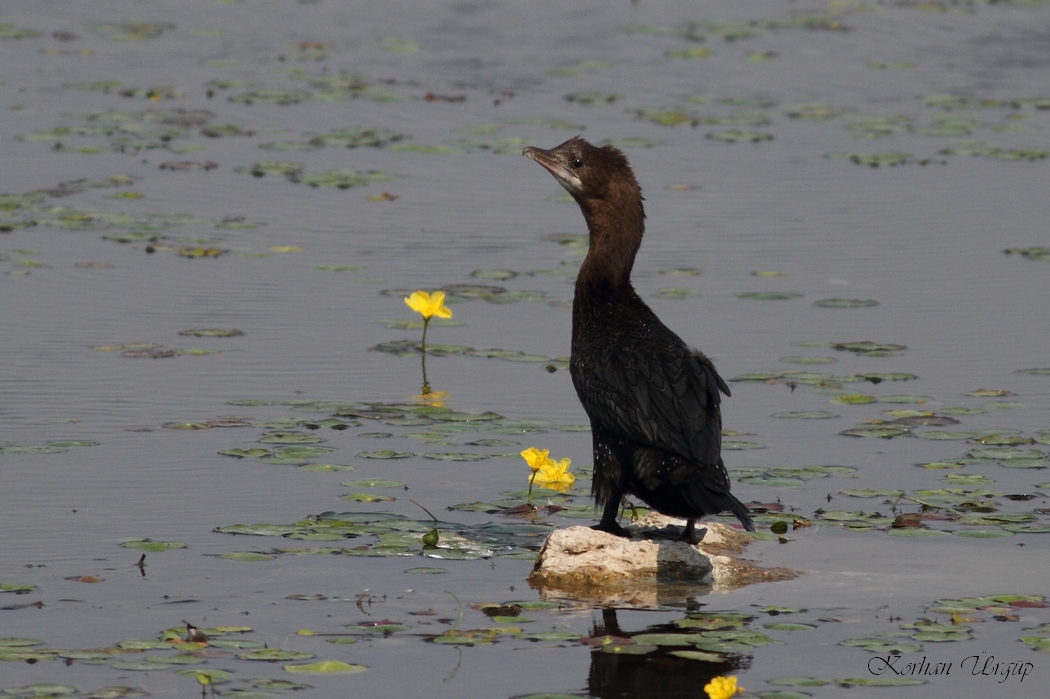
[680,518,707,545]
[621,498,641,524]
[592,497,631,538]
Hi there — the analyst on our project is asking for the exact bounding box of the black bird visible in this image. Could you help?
[523,137,754,543]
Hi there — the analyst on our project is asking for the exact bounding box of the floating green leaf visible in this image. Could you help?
[120,539,188,552]
[814,298,879,308]
[357,450,414,459]
[764,623,816,631]
[284,660,366,674]
[707,130,773,143]
[214,552,274,562]
[737,292,803,301]
[238,648,314,661]
[291,170,401,189]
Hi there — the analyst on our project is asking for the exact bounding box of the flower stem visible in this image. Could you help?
[526,469,537,505]
[420,317,430,392]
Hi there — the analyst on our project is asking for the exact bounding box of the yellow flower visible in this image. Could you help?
[404,290,453,320]
[533,457,575,491]
[704,675,743,699]
[520,447,550,472]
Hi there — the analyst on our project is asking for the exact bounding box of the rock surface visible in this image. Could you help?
[528,514,798,605]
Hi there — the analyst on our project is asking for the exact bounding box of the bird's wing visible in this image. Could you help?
[572,329,728,466]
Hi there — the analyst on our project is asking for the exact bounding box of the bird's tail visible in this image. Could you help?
[724,492,756,532]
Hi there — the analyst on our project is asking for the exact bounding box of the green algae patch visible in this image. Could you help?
[772,411,837,419]
[707,130,773,143]
[120,539,188,552]
[213,552,275,562]
[547,60,610,77]
[737,292,803,301]
[284,660,366,674]
[291,170,401,189]
[814,298,879,308]
[238,648,313,661]
[1,583,38,593]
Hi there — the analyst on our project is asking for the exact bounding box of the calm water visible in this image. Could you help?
[2,1,1049,697]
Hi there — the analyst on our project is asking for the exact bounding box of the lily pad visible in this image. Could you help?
[655,288,700,299]
[283,660,366,674]
[814,298,879,308]
[291,170,401,189]
[764,623,816,631]
[833,394,879,406]
[357,450,414,459]
[952,529,1014,539]
[120,539,188,552]
[835,677,926,687]
[424,452,489,461]
[341,493,395,503]
[967,447,1045,461]
[886,528,950,538]
[238,648,314,661]
[737,292,803,301]
[214,552,275,562]
[707,130,773,143]
[779,356,836,365]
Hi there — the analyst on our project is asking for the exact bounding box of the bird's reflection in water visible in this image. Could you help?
[585,607,750,699]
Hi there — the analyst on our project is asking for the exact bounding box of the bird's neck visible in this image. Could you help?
[575,186,645,292]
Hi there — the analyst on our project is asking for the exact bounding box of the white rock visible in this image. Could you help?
[528,514,798,605]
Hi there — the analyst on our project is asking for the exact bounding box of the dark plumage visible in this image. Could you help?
[523,137,754,543]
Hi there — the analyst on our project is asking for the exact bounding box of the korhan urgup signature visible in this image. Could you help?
[868,653,1033,683]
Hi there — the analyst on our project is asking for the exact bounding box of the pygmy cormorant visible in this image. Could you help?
[523,137,755,543]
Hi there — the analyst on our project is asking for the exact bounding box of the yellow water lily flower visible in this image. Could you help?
[520,447,551,472]
[704,675,743,699]
[404,290,453,320]
[533,457,575,491]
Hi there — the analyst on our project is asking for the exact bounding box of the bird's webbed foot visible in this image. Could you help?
[591,520,632,539]
[680,519,707,545]
[639,520,707,544]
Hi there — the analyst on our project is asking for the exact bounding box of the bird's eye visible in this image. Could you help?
[570,158,584,169]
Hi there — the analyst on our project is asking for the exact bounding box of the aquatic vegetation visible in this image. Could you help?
[706,130,773,143]
[547,60,610,77]
[813,298,879,308]
[290,169,401,189]
[704,675,742,699]
[736,291,803,300]
[667,46,713,59]
[785,103,853,121]
[564,92,619,105]
[0,22,43,39]
[88,20,176,41]
[533,455,576,492]
[521,447,576,499]
[1003,247,1050,268]
[404,290,453,322]
[404,289,452,372]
